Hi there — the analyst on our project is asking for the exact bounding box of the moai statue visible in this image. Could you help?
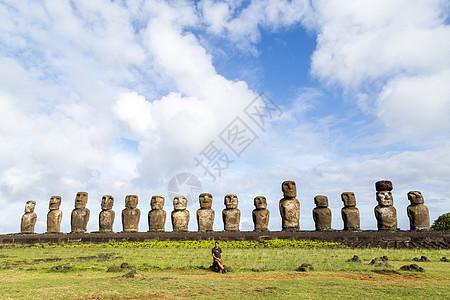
[71,192,90,233]
[99,195,115,232]
[407,191,430,231]
[171,196,189,231]
[252,196,269,232]
[313,195,332,231]
[21,200,37,233]
[279,180,300,231]
[122,195,140,232]
[148,196,166,232]
[197,193,214,232]
[374,180,397,231]
[341,192,360,231]
[222,194,240,231]
[47,196,62,233]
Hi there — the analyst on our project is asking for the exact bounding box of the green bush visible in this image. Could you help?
[431,212,450,230]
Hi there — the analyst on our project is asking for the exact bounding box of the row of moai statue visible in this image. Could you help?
[20,180,430,233]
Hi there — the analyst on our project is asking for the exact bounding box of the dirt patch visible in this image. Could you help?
[372,269,401,275]
[329,272,448,283]
[78,294,161,299]
[1,252,119,269]
[250,287,279,293]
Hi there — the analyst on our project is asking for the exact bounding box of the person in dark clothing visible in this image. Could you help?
[212,241,226,273]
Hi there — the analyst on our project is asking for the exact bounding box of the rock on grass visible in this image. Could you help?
[296,263,314,272]
[107,265,120,272]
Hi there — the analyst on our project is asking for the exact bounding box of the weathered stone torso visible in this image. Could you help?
[21,213,37,233]
[47,210,62,233]
[71,208,90,233]
[252,209,269,231]
[99,210,115,232]
[374,206,397,230]
[172,210,189,231]
[222,209,240,231]
[197,209,214,232]
[407,204,430,230]
[313,207,332,231]
[122,208,140,232]
[148,209,166,231]
[341,207,360,231]
[279,198,300,231]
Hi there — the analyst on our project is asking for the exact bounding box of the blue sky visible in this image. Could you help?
[0,0,449,233]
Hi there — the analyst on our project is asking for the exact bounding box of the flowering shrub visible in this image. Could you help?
[32,239,343,249]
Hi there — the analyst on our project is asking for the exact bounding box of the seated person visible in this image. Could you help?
[212,241,226,274]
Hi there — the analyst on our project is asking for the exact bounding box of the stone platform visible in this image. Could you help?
[1,230,448,249]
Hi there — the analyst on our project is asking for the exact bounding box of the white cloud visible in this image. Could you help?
[199,0,313,52]
[377,70,450,139]
[309,0,450,142]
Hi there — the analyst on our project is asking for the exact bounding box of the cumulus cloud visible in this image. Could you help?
[199,0,313,52]
[310,0,450,141]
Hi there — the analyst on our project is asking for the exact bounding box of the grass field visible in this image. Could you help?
[0,241,449,299]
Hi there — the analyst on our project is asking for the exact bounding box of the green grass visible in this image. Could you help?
[0,241,449,299]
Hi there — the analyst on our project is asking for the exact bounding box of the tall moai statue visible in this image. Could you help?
[252,196,269,232]
[341,192,360,231]
[222,194,240,231]
[374,180,397,231]
[171,196,189,231]
[122,195,140,232]
[407,191,430,230]
[71,192,90,233]
[99,195,115,232]
[21,200,37,233]
[197,193,214,232]
[148,196,166,232]
[47,196,62,233]
[279,180,300,231]
[313,195,332,231]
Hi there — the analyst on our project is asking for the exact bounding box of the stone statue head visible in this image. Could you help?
[254,196,267,209]
[125,195,138,209]
[282,180,296,198]
[151,196,165,210]
[314,195,328,208]
[376,191,393,206]
[224,194,238,209]
[75,192,88,209]
[173,196,187,211]
[49,196,61,210]
[101,195,114,210]
[199,193,213,209]
[408,191,424,205]
[341,192,356,207]
[25,200,36,213]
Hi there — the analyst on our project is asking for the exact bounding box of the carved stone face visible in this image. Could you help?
[151,196,164,210]
[101,195,114,210]
[282,181,296,198]
[49,196,61,210]
[254,196,267,209]
[224,194,238,209]
[173,196,187,211]
[408,191,424,205]
[25,201,36,213]
[376,191,394,206]
[199,193,212,209]
[75,192,88,209]
[314,195,328,208]
[125,195,138,209]
[341,192,356,207]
